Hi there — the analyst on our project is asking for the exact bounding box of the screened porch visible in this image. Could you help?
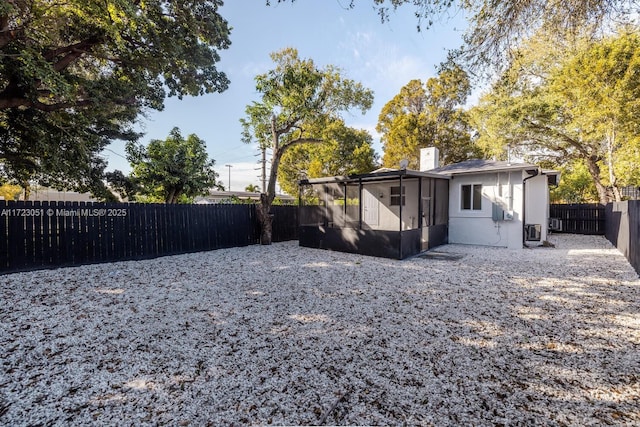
[298,169,449,259]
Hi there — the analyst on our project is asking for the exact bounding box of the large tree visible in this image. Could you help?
[0,0,230,194]
[241,48,373,244]
[123,127,219,204]
[377,64,479,169]
[471,30,640,204]
[278,119,378,196]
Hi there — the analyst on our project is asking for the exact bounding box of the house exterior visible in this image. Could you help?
[298,169,449,259]
[297,147,559,258]
[429,155,559,249]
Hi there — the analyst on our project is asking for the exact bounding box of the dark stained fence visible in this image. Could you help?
[0,201,298,273]
[606,201,640,276]
[550,203,606,235]
[271,205,299,242]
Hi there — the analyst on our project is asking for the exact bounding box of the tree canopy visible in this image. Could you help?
[471,29,640,204]
[241,47,373,243]
[278,120,378,196]
[123,127,219,204]
[0,0,230,193]
[377,64,479,169]
[549,160,600,203]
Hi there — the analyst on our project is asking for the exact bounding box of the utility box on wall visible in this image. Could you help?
[492,203,514,221]
[492,203,504,221]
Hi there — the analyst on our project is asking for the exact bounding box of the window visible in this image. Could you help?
[390,186,405,206]
[461,184,482,210]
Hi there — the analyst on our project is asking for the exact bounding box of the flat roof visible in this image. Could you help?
[299,168,449,185]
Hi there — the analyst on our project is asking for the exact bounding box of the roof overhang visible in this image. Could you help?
[435,164,540,177]
[299,169,449,186]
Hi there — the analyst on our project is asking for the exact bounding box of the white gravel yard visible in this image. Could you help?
[1,234,639,426]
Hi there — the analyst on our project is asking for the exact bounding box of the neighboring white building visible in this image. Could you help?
[25,188,97,202]
[194,190,296,205]
[427,148,559,249]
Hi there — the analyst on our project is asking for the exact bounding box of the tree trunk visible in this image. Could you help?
[585,156,609,205]
[22,182,30,201]
[606,128,623,202]
[257,193,273,245]
[166,188,180,204]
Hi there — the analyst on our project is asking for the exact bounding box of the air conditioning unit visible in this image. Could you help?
[549,218,562,232]
[525,224,541,241]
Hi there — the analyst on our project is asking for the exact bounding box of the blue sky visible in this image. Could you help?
[104,0,469,192]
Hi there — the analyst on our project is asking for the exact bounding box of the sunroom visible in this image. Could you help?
[298,169,449,259]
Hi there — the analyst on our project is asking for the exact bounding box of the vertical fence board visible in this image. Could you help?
[11,204,26,269]
[631,201,640,275]
[165,205,174,254]
[48,202,58,266]
[136,204,145,258]
[23,201,35,267]
[40,202,51,266]
[32,201,44,267]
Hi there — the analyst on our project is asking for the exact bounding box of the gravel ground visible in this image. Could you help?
[1,234,639,426]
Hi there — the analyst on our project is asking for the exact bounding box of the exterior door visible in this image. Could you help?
[362,190,379,227]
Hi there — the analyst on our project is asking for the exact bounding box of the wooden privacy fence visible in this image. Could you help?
[550,203,606,235]
[0,201,298,273]
[605,201,640,276]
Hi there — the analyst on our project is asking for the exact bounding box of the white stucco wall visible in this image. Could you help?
[524,174,549,243]
[361,180,420,231]
[447,170,552,248]
[448,172,524,248]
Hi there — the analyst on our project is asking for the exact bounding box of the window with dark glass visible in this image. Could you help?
[461,184,482,210]
[390,186,405,206]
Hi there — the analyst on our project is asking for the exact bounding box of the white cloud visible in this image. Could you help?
[338,30,434,101]
[241,61,270,79]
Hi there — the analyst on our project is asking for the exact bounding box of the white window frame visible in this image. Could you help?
[390,185,406,206]
[461,183,482,211]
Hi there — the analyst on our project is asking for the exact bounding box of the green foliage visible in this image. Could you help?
[245,184,261,192]
[550,160,599,203]
[471,30,640,203]
[377,64,480,169]
[0,1,230,195]
[104,169,140,202]
[241,48,373,152]
[123,127,219,204]
[278,120,378,195]
[0,183,21,201]
[0,103,138,198]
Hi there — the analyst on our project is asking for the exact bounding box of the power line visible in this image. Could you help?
[103,148,127,160]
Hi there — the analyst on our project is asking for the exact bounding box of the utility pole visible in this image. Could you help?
[261,147,267,193]
[225,164,232,191]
